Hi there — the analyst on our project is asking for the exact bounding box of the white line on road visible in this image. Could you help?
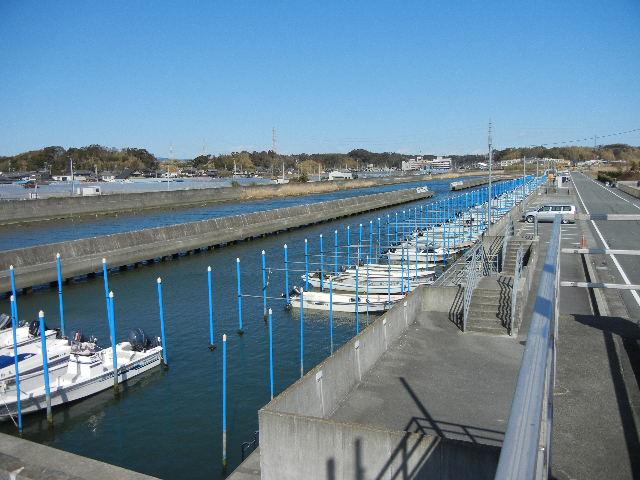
[583,174,640,211]
[574,173,640,309]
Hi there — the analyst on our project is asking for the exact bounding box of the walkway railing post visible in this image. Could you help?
[300,288,305,378]
[355,266,360,334]
[268,308,274,400]
[329,277,334,354]
[319,234,324,291]
[9,265,18,324]
[347,225,351,266]
[222,333,228,471]
[334,230,339,275]
[108,291,120,390]
[261,250,268,320]
[304,239,309,290]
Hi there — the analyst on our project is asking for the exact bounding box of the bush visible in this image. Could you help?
[230,180,240,188]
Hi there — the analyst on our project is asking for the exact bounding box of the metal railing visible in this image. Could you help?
[462,242,495,331]
[508,246,524,335]
[495,217,561,480]
[501,217,515,271]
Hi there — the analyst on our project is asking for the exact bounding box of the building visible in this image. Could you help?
[401,156,452,172]
[328,170,354,180]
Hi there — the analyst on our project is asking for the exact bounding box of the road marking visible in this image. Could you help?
[574,173,640,308]
[583,174,640,210]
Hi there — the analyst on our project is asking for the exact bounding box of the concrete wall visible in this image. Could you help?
[0,175,438,225]
[257,287,500,480]
[451,177,492,191]
[0,188,432,293]
[617,181,640,199]
[0,432,157,480]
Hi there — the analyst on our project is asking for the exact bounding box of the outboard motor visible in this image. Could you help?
[128,328,153,352]
[73,330,85,343]
[0,313,10,330]
[28,320,41,337]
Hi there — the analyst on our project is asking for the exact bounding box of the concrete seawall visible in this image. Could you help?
[451,177,492,191]
[0,187,432,294]
[0,175,444,225]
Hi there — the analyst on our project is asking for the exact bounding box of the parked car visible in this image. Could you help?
[522,204,576,224]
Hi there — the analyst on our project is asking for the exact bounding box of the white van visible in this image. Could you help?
[522,204,576,224]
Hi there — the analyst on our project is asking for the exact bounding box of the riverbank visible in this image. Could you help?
[0,171,486,225]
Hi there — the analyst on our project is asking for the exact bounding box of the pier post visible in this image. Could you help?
[387,256,391,304]
[9,265,18,323]
[355,266,360,334]
[300,288,304,378]
[108,292,120,391]
[102,258,110,325]
[329,278,334,355]
[262,250,268,320]
[346,226,351,266]
[55,253,65,337]
[358,223,363,263]
[319,234,324,291]
[394,212,398,244]
[333,230,338,275]
[268,308,274,400]
[10,296,22,433]
[207,266,215,350]
[365,258,370,322]
[369,220,373,262]
[39,310,53,426]
[284,245,290,308]
[236,258,244,335]
[156,279,168,366]
[304,239,309,291]
[377,217,381,258]
[222,333,227,471]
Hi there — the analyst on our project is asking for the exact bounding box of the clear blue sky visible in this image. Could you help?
[1,0,639,158]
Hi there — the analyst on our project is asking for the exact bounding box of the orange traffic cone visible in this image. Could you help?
[580,235,587,249]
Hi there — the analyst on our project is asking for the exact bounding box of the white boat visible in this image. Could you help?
[0,338,76,393]
[0,322,58,350]
[0,330,162,421]
[303,273,433,294]
[289,289,404,313]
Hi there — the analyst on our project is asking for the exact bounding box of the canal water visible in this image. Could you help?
[0,179,481,251]
[0,177,485,479]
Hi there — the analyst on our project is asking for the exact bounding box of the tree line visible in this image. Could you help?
[1,143,639,175]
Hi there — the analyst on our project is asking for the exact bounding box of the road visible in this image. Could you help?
[572,172,640,321]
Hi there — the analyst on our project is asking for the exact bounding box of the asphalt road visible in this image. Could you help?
[572,172,640,321]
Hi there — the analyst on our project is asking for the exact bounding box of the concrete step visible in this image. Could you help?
[467,323,509,335]
[467,312,509,325]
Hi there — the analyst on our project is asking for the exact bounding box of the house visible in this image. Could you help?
[328,170,354,180]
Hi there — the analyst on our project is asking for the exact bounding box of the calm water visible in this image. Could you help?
[0,177,486,479]
[0,179,480,251]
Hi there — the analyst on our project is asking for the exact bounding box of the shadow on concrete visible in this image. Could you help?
[573,314,640,479]
[449,285,464,330]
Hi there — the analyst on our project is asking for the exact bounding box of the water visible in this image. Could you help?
[0,179,479,251]
[0,177,485,479]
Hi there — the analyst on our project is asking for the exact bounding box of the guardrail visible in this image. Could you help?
[462,242,495,331]
[495,216,561,479]
[501,217,514,271]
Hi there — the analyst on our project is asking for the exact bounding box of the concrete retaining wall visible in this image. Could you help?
[617,181,640,199]
[0,188,432,293]
[0,175,438,225]
[257,287,500,479]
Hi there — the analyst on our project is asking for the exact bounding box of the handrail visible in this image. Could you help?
[509,246,524,334]
[495,217,561,480]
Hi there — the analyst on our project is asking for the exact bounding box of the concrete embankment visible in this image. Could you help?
[0,173,473,225]
[450,176,510,191]
[0,187,432,294]
[0,432,157,480]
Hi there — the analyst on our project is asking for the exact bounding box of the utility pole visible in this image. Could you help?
[487,120,493,226]
[70,158,74,196]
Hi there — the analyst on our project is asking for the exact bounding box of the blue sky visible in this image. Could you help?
[1,0,639,158]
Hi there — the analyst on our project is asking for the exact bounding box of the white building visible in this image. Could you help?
[328,170,354,180]
[402,156,451,172]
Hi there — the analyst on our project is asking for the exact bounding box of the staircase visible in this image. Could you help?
[466,276,513,334]
[501,238,532,276]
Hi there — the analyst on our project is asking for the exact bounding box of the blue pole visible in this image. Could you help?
[55,253,65,337]
[387,216,391,251]
[377,217,381,258]
[262,250,268,320]
[108,292,120,390]
[38,310,53,424]
[355,266,360,334]
[329,278,334,355]
[268,308,274,400]
[400,245,405,294]
[334,230,339,275]
[358,223,363,263]
[387,255,391,303]
[207,266,215,349]
[236,258,244,335]
[222,333,228,470]
[394,212,398,243]
[10,296,22,432]
[365,258,370,321]
[300,288,304,378]
[304,239,309,290]
[346,226,351,266]
[102,258,110,324]
[319,234,324,291]
[9,265,18,324]
[368,221,373,263]
[284,244,290,307]
[156,278,168,365]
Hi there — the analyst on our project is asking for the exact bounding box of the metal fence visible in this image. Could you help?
[501,217,515,271]
[462,242,495,331]
[495,217,561,479]
[509,246,524,335]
